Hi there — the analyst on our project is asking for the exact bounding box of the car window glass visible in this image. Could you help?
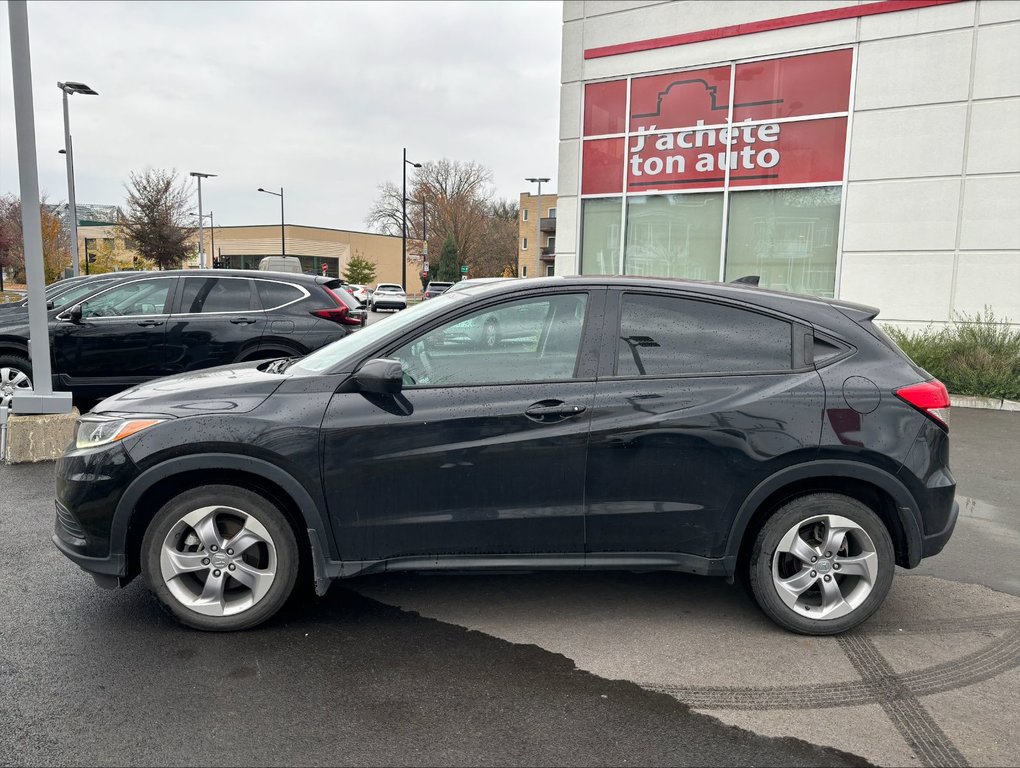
[256,280,303,310]
[180,278,253,313]
[79,279,174,319]
[391,293,589,387]
[617,293,792,376]
[53,280,115,308]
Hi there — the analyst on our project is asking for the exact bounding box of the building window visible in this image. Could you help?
[549,208,557,218]
[522,237,528,250]
[580,198,622,275]
[546,265,555,276]
[578,48,853,298]
[522,209,529,221]
[548,236,556,250]
[522,265,528,278]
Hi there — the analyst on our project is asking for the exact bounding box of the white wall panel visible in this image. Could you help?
[557,139,581,202]
[980,0,1020,25]
[859,0,975,40]
[849,103,967,180]
[560,82,582,141]
[564,0,584,22]
[973,22,1020,99]
[843,179,962,252]
[966,98,1020,174]
[839,252,955,321]
[953,252,1020,318]
[562,20,585,84]
[855,30,973,109]
[553,196,579,259]
[959,175,1020,250]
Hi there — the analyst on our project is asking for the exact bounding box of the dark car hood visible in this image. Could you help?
[92,361,286,417]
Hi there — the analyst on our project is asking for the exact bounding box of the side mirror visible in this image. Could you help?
[68,304,83,323]
[355,358,403,395]
[46,300,54,310]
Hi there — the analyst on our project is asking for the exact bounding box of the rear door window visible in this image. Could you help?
[256,279,305,310]
[616,293,793,376]
[179,278,255,313]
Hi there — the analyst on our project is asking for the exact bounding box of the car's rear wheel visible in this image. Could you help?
[748,493,894,635]
[0,354,33,409]
[141,485,299,631]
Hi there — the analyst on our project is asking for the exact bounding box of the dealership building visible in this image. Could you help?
[555,0,1020,328]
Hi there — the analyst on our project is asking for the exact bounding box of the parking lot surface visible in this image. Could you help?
[1,407,1017,766]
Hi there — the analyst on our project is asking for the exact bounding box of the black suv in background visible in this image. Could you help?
[422,281,454,299]
[0,269,363,405]
[52,277,957,635]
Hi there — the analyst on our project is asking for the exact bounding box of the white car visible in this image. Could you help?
[370,283,406,311]
[347,284,370,305]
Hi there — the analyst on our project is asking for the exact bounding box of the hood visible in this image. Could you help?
[92,361,286,417]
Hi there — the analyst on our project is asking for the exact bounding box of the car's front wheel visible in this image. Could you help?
[748,493,894,635]
[141,485,299,631]
[0,354,33,409]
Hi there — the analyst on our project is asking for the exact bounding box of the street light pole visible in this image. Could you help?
[401,149,422,291]
[525,177,550,278]
[257,187,285,258]
[189,172,216,268]
[57,80,98,277]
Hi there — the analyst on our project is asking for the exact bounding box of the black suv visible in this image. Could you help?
[0,269,362,405]
[53,277,956,634]
[422,281,454,299]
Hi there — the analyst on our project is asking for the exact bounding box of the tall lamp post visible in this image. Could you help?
[57,80,98,277]
[405,196,426,259]
[525,177,550,278]
[401,149,422,290]
[257,187,285,259]
[191,210,215,266]
[189,172,216,268]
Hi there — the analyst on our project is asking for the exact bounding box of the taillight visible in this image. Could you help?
[312,288,362,326]
[895,380,950,430]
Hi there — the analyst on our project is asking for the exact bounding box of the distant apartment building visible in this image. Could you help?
[517,192,557,278]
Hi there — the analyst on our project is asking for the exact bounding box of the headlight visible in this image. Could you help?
[75,416,167,449]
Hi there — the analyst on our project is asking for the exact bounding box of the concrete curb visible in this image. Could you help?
[950,394,1020,412]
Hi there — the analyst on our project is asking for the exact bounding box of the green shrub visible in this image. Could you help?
[884,308,1020,400]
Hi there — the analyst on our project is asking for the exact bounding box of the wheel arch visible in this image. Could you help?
[0,340,30,359]
[726,461,923,573]
[114,454,335,592]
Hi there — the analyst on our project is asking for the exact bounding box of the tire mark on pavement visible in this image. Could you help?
[838,632,968,768]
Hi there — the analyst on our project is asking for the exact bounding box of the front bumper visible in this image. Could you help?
[52,442,139,582]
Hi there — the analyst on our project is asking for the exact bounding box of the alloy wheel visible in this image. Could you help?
[771,513,879,620]
[0,366,32,409]
[159,505,278,617]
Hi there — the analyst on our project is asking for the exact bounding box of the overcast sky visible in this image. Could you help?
[0,0,562,230]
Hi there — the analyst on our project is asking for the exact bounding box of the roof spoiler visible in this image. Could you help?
[729,275,760,286]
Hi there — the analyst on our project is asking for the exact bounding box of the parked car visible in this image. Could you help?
[0,269,362,407]
[370,283,406,311]
[444,277,515,295]
[52,276,957,634]
[422,281,454,299]
[0,273,127,317]
[346,284,370,305]
[258,256,302,274]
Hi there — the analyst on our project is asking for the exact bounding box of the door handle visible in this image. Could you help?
[136,319,164,327]
[524,401,587,421]
[230,318,257,325]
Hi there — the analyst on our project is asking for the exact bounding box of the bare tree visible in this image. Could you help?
[118,169,196,270]
[474,197,520,278]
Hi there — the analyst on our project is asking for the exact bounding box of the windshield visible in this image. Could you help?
[291,292,465,374]
[52,279,116,309]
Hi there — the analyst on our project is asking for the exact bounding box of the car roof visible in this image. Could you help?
[454,275,879,324]
[84,268,336,286]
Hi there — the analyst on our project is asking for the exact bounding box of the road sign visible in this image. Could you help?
[460,264,468,274]
[423,262,430,273]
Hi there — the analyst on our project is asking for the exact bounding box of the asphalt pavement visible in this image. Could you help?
[0,407,1017,767]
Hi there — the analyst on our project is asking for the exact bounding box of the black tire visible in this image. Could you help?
[748,493,895,635]
[0,353,33,409]
[141,485,299,631]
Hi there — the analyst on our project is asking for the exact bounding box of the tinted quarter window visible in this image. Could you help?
[180,278,254,313]
[79,279,174,318]
[616,293,792,376]
[256,279,304,310]
[391,293,589,386]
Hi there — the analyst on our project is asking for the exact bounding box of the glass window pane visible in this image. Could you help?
[81,278,173,318]
[727,117,847,188]
[391,294,589,387]
[256,279,304,310]
[581,138,625,195]
[180,277,252,313]
[624,193,723,280]
[733,49,853,122]
[617,293,792,377]
[584,80,627,136]
[580,198,622,275]
[724,186,841,298]
[629,65,731,133]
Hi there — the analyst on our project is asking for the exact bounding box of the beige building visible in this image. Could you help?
[75,214,420,289]
[517,192,557,279]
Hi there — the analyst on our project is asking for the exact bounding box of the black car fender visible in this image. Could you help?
[722,459,924,572]
[110,452,337,591]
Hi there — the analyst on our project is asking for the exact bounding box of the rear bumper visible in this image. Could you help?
[920,499,959,559]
